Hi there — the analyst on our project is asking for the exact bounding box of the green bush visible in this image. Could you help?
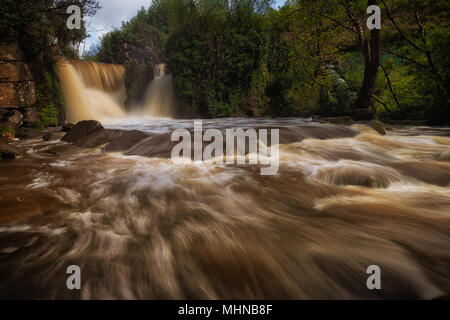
[37,104,59,129]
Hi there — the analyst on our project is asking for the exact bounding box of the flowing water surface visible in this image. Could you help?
[1,117,449,299]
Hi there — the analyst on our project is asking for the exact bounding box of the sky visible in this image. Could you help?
[82,0,286,55]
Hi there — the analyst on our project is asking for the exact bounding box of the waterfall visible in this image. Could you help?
[57,60,126,123]
[142,64,176,118]
[58,61,176,123]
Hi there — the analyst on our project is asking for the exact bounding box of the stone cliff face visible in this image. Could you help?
[0,43,38,131]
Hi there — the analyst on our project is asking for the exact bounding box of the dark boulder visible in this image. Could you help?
[62,123,74,132]
[104,130,149,152]
[61,120,149,152]
[0,142,23,160]
[80,129,149,151]
[61,120,104,146]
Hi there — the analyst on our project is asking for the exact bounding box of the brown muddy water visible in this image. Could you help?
[0,118,449,299]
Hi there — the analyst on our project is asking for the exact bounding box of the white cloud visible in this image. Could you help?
[83,0,153,53]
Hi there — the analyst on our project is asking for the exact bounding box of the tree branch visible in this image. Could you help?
[380,63,399,110]
[381,48,427,69]
[380,0,423,52]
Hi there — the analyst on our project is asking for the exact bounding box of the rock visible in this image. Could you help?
[370,120,386,135]
[0,61,33,82]
[61,120,150,152]
[61,120,105,146]
[16,128,44,139]
[323,116,354,125]
[0,142,22,160]
[6,110,23,126]
[62,123,74,132]
[0,109,8,121]
[0,121,19,135]
[43,132,63,141]
[22,107,38,127]
[0,43,24,61]
[78,128,149,150]
[104,130,149,152]
[0,81,36,108]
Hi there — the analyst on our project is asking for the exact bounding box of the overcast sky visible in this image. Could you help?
[82,0,152,53]
[82,0,286,54]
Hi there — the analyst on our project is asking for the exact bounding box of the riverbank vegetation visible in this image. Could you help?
[94,0,449,124]
[0,0,99,128]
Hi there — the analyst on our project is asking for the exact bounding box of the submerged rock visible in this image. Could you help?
[370,120,386,135]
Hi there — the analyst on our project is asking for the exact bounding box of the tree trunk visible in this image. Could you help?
[355,0,381,111]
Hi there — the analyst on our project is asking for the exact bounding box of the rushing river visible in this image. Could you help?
[0,118,450,299]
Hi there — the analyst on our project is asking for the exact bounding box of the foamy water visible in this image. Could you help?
[0,119,449,299]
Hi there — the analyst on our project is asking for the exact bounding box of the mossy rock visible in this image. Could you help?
[0,122,17,139]
[370,120,386,135]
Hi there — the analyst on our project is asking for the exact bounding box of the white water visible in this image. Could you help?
[142,64,176,118]
[1,120,450,299]
[58,61,175,123]
[58,61,126,123]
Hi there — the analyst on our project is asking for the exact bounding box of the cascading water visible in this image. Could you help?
[142,64,176,118]
[57,60,126,123]
[58,61,176,122]
[1,119,450,299]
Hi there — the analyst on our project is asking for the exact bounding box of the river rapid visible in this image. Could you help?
[0,118,449,299]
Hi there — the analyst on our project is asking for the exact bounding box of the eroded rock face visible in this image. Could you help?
[0,81,36,108]
[0,43,36,108]
[0,61,33,83]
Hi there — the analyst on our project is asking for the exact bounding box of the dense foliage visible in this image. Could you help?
[0,0,99,126]
[95,0,450,123]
